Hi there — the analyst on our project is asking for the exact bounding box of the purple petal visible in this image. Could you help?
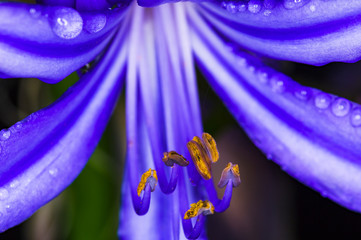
[0,2,128,83]
[0,24,127,232]
[189,6,361,212]
[36,0,75,7]
[197,1,361,65]
[76,0,110,11]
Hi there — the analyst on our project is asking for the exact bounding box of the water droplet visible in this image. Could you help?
[14,122,22,130]
[0,189,9,200]
[283,0,310,9]
[294,87,311,101]
[331,98,350,117]
[350,108,361,127]
[0,129,10,141]
[309,4,316,12]
[29,7,41,18]
[84,14,106,33]
[237,3,247,12]
[248,0,262,14]
[314,93,331,109]
[49,168,59,177]
[226,2,237,13]
[49,8,83,39]
[270,76,286,93]
[263,10,272,16]
[257,70,269,84]
[26,112,39,122]
[5,205,11,212]
[10,180,19,189]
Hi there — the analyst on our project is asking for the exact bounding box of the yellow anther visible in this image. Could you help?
[187,133,219,180]
[162,151,189,167]
[137,169,158,196]
[218,162,241,188]
[192,136,204,149]
[184,200,215,220]
[202,133,219,163]
[187,140,212,180]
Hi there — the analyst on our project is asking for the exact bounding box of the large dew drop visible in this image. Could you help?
[350,108,361,127]
[314,92,331,109]
[331,98,350,117]
[49,8,83,39]
[83,14,107,34]
[248,0,262,14]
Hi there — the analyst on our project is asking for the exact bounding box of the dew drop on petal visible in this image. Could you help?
[29,7,41,18]
[84,14,107,33]
[5,205,11,213]
[237,3,247,12]
[10,180,19,189]
[257,70,269,84]
[314,93,332,109]
[331,98,350,117]
[226,2,237,13]
[294,87,311,101]
[248,0,262,13]
[49,168,59,177]
[350,108,361,127]
[49,8,83,39]
[270,76,286,93]
[283,0,310,9]
[14,122,22,130]
[263,10,272,16]
[0,129,11,141]
[0,189,9,200]
[309,4,316,12]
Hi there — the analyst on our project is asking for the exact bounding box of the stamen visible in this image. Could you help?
[187,140,212,180]
[137,168,158,196]
[162,151,189,167]
[184,200,215,220]
[187,132,220,180]
[202,132,219,163]
[218,162,241,188]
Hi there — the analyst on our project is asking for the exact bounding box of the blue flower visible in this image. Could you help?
[1,0,361,238]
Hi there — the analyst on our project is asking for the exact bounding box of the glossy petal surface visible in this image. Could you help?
[0,2,128,83]
[198,1,361,65]
[0,25,127,231]
[189,5,361,212]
